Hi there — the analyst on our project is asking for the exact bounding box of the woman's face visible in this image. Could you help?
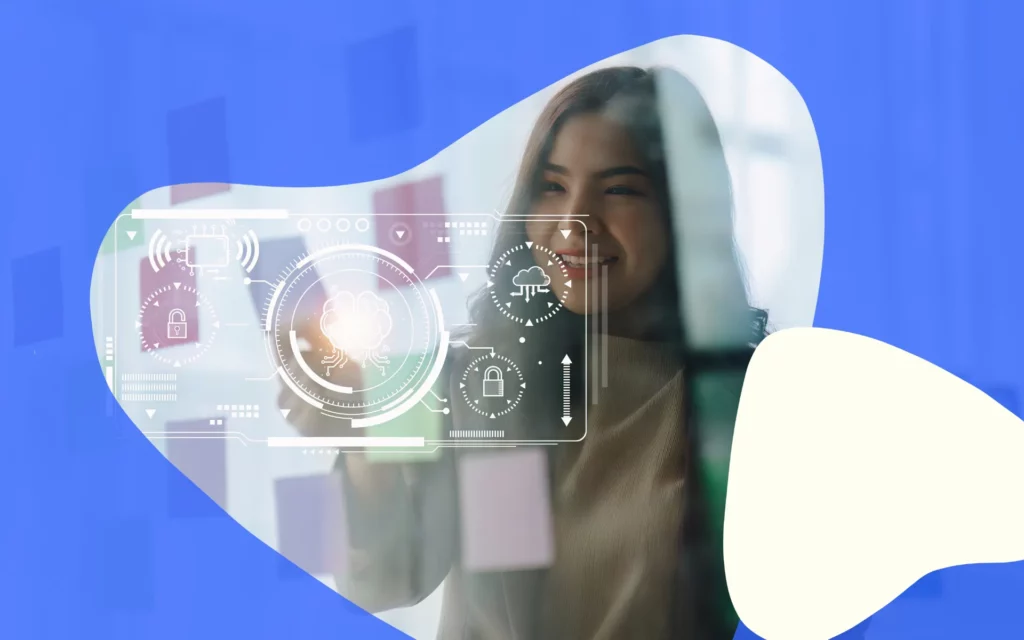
[526,112,670,315]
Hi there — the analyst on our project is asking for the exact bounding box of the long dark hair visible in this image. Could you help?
[453,66,767,636]
[454,66,766,431]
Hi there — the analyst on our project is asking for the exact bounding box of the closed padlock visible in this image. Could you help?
[482,366,504,398]
[167,308,188,340]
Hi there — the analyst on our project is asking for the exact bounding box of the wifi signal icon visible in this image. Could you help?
[148,229,174,272]
[236,230,261,273]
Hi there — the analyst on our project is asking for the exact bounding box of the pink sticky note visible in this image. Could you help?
[458,449,555,572]
[373,175,450,287]
[139,256,199,352]
[170,182,231,205]
[274,474,349,577]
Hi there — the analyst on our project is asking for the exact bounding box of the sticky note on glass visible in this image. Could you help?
[458,449,554,572]
[139,255,199,352]
[274,473,349,578]
[167,97,231,204]
[361,353,443,463]
[165,418,228,518]
[372,175,450,288]
[245,235,325,329]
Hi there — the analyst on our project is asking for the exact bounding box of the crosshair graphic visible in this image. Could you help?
[460,353,525,419]
[137,284,219,367]
[267,244,447,424]
[489,242,570,326]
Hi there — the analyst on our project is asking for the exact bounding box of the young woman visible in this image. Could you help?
[280,65,768,639]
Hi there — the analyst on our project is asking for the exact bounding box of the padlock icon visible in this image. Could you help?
[482,366,504,398]
[167,308,188,340]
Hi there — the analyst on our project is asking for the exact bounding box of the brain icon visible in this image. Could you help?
[319,290,393,355]
[512,266,551,288]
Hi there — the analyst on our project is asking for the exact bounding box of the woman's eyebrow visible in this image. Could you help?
[543,162,570,175]
[542,163,648,178]
[595,165,647,179]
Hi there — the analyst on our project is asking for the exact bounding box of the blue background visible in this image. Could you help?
[1,0,1021,637]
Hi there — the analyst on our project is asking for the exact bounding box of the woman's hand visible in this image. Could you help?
[276,318,401,496]
[276,318,366,437]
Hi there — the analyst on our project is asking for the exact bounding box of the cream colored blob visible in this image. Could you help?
[725,327,1024,640]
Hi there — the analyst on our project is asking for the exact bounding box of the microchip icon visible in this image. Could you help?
[185,233,230,269]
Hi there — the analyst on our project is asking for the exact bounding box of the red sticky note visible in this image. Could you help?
[139,256,199,352]
[373,175,450,286]
[274,473,349,577]
[458,449,555,572]
[170,182,231,205]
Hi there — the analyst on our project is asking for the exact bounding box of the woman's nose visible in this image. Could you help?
[564,191,605,234]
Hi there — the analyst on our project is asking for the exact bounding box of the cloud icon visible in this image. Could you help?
[512,266,551,288]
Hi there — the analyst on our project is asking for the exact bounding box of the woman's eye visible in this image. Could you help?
[540,181,565,193]
[606,185,643,196]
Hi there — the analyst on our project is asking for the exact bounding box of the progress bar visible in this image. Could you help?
[267,437,425,448]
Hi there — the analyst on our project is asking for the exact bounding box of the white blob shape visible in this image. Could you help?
[726,327,1024,640]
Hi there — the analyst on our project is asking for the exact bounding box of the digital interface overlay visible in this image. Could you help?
[91,209,590,457]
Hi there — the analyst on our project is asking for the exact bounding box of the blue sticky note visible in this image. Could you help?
[346,25,421,140]
[167,97,231,203]
[81,516,155,612]
[246,235,325,328]
[12,246,63,346]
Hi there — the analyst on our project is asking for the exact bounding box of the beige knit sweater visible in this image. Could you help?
[338,336,685,639]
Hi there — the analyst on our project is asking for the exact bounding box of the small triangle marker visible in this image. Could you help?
[490,413,496,419]
[486,280,495,288]
[173,361,181,368]
[280,409,291,419]
[525,320,534,327]
[145,409,156,419]
[548,302,554,308]
[195,301,200,307]
[396,230,406,239]
[460,382,466,389]
[565,281,572,289]
[153,301,160,307]
[521,382,527,389]
[526,241,533,248]
[506,260,512,266]
[458,273,469,282]
[213,321,220,329]
[562,355,572,365]
[153,343,160,349]
[505,302,512,308]
[560,229,571,239]
[507,399,511,404]
[173,282,181,289]
[547,260,553,266]
[562,416,572,426]
[126,231,137,241]
[475,399,480,404]
[135,321,142,328]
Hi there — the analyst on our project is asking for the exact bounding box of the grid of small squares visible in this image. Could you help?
[435,220,490,243]
[216,404,260,419]
[105,337,114,362]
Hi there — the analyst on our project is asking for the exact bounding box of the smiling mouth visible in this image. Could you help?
[556,254,619,269]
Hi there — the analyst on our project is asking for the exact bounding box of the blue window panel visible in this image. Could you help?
[12,246,63,346]
[346,25,421,140]
[167,97,231,203]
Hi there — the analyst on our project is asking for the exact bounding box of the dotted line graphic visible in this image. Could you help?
[460,353,525,419]
[488,243,569,326]
[138,284,218,367]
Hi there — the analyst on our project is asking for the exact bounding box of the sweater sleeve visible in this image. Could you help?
[333,368,461,612]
